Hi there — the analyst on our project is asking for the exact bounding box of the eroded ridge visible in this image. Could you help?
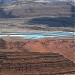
[0,52,75,75]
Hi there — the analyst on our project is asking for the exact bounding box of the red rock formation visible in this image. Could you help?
[0,52,75,75]
[1,38,75,62]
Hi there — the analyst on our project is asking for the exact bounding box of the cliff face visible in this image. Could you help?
[0,37,75,75]
[0,39,7,49]
[0,37,75,63]
[0,0,72,18]
[0,52,75,75]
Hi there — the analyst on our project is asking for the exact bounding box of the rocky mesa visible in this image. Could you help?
[0,37,75,63]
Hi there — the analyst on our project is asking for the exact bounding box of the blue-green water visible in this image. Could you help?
[0,32,75,39]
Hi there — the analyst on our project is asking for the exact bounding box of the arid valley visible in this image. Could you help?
[0,0,75,75]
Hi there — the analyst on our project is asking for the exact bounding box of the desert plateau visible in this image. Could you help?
[0,36,75,75]
[0,0,75,75]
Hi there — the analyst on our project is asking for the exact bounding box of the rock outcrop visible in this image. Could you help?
[0,39,7,49]
[0,0,72,18]
[0,38,75,62]
[0,52,75,75]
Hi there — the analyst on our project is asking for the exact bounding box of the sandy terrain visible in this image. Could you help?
[0,37,75,63]
[0,1,75,75]
[0,36,75,75]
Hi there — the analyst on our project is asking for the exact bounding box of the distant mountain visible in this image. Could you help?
[0,0,74,6]
[0,0,73,3]
[0,0,16,3]
[0,0,74,18]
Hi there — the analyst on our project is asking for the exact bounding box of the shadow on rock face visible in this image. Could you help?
[28,17,74,27]
[28,6,75,28]
[0,6,18,18]
[0,39,7,49]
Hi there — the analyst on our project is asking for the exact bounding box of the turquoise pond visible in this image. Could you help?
[0,32,75,39]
